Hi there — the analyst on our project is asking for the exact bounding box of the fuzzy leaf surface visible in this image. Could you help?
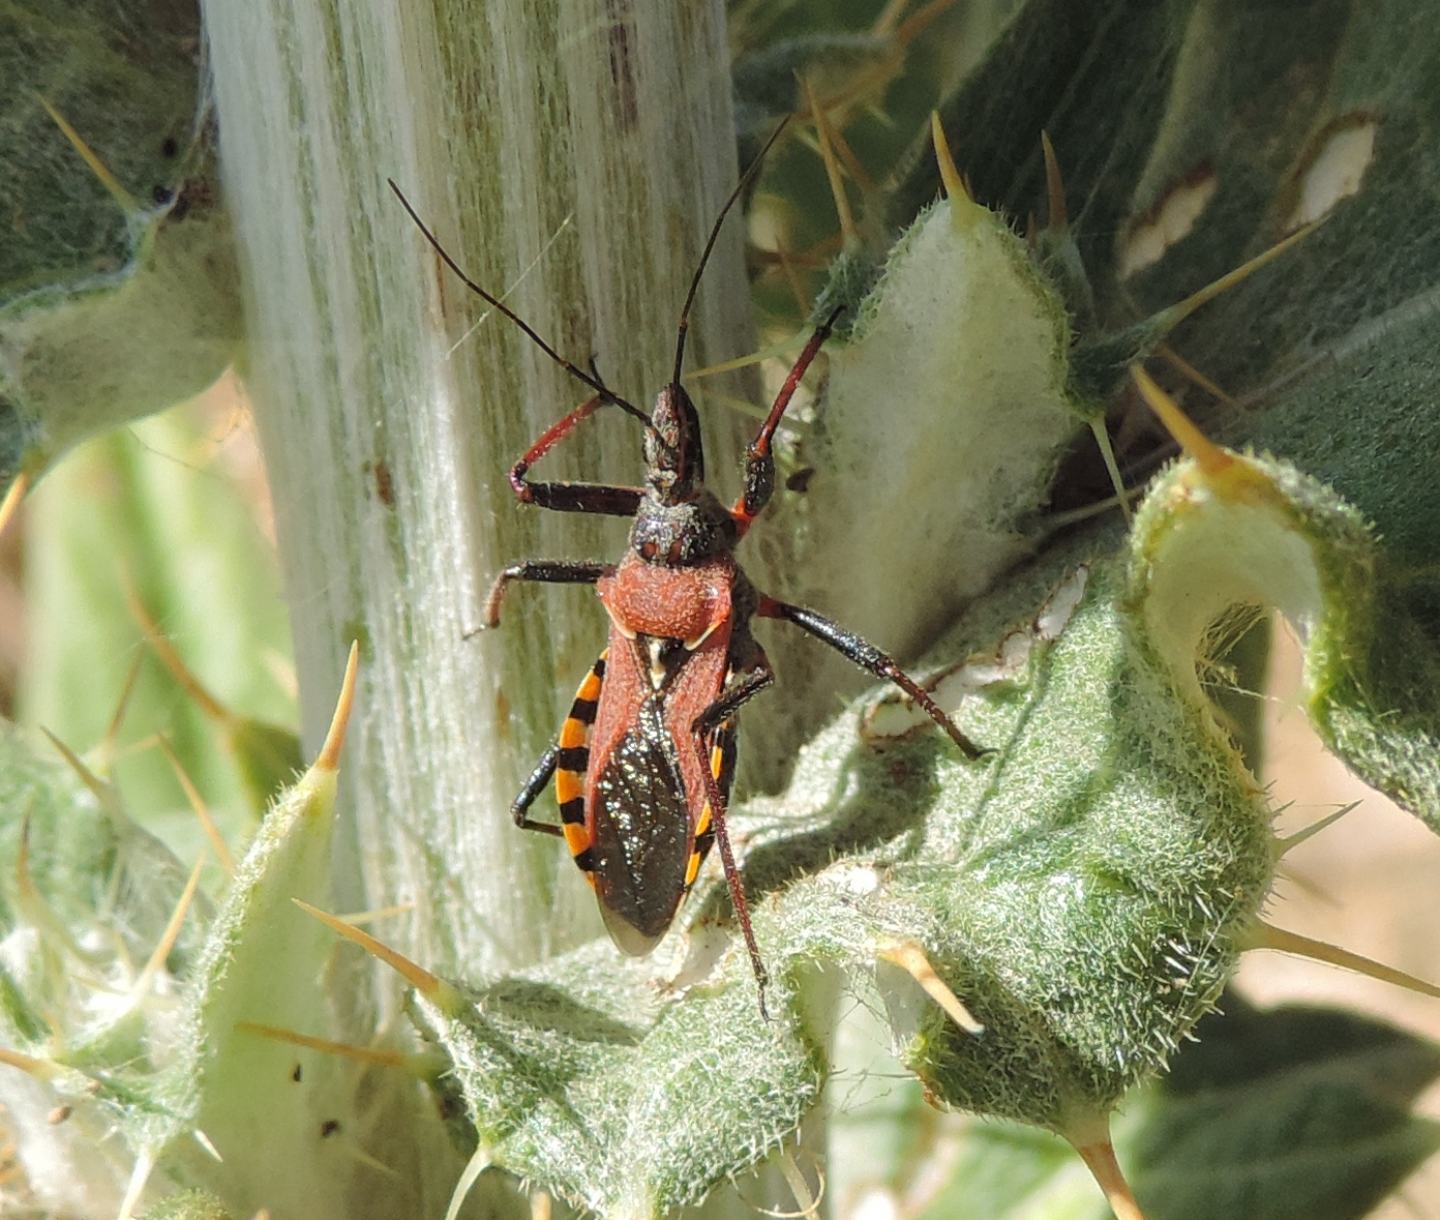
[914,1000,1440,1220]
[0,0,240,484]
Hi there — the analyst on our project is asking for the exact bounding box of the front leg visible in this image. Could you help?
[481,559,611,630]
[731,306,844,533]
[758,597,986,759]
[688,653,777,1017]
[510,393,643,517]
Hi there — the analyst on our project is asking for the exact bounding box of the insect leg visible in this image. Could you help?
[510,393,644,517]
[482,559,610,630]
[688,652,777,1017]
[731,306,844,532]
[758,597,986,759]
[511,743,564,837]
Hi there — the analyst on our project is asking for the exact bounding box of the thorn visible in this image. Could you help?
[41,727,122,816]
[0,470,29,539]
[292,899,461,1011]
[115,1145,155,1220]
[122,580,230,724]
[315,641,361,773]
[770,1147,825,1219]
[753,232,843,271]
[1244,921,1440,999]
[335,901,416,927]
[930,111,966,200]
[1156,343,1236,405]
[1064,1122,1148,1220]
[687,331,809,381]
[692,386,780,426]
[15,809,90,961]
[261,648,299,702]
[800,75,859,249]
[157,735,235,874]
[127,856,204,1006]
[0,1047,60,1080]
[774,243,811,318]
[795,58,896,131]
[876,939,984,1034]
[1130,365,1233,478]
[1272,862,1343,911]
[35,95,141,216]
[893,0,962,45]
[341,1140,402,1180]
[1087,418,1133,525]
[192,1128,224,1162]
[444,1146,494,1220]
[870,0,909,36]
[827,123,878,196]
[235,1021,417,1071]
[1041,485,1144,531]
[94,654,147,779]
[1154,222,1320,334]
[1274,800,1361,856]
[929,112,983,231]
[1040,131,1068,232]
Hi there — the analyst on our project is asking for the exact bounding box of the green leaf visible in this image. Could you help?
[19,403,297,823]
[1116,0,1439,393]
[140,1190,236,1220]
[1232,305,1440,823]
[6,2,1440,1217]
[156,749,352,1218]
[419,380,1440,1208]
[0,0,240,485]
[0,721,202,1216]
[912,999,1440,1220]
[0,720,203,973]
[1126,1000,1440,1220]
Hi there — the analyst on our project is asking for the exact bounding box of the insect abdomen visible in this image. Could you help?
[590,698,691,955]
[554,652,607,878]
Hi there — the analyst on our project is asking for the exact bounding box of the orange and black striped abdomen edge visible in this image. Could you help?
[554,650,607,883]
[684,719,736,891]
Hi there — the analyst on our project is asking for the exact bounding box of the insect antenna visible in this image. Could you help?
[671,116,791,388]
[387,179,653,428]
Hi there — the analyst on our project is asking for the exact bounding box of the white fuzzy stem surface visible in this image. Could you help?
[204,0,753,992]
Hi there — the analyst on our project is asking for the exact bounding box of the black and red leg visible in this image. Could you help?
[687,649,778,1016]
[481,559,611,630]
[759,597,986,759]
[731,305,845,533]
[509,393,644,516]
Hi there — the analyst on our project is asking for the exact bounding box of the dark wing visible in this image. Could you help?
[590,696,692,955]
[586,621,734,956]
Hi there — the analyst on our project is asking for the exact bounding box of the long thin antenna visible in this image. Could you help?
[387,179,652,426]
[671,116,791,387]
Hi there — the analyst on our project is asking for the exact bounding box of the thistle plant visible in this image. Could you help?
[3,1,1440,1219]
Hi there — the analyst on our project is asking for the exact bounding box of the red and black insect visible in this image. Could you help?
[390,131,981,1015]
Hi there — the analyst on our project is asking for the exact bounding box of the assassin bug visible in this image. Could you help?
[389,124,982,1015]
